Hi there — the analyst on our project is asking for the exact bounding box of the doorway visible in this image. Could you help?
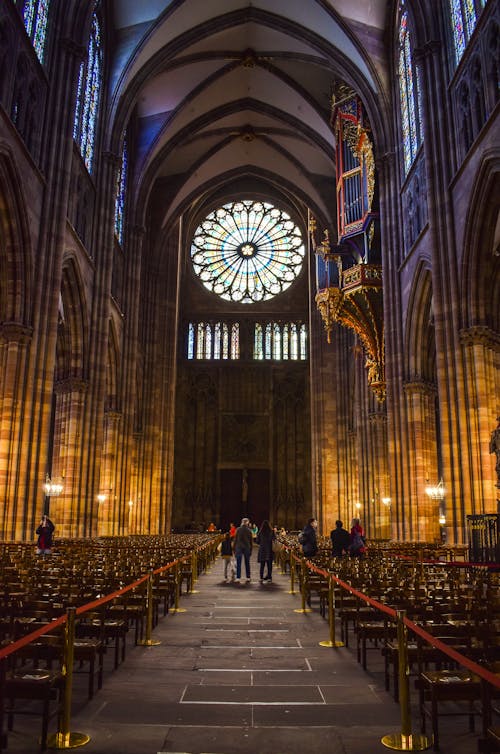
[219,468,270,529]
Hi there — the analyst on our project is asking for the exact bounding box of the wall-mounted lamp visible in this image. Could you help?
[425,478,445,500]
[128,499,134,508]
[42,474,64,516]
[425,478,446,543]
[97,493,107,504]
[382,497,392,507]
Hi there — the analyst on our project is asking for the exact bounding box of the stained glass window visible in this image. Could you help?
[205,324,212,359]
[290,324,299,360]
[254,323,264,360]
[73,11,102,173]
[191,200,305,303]
[231,324,239,360]
[187,323,195,359]
[282,324,289,360]
[253,322,308,361]
[196,323,205,359]
[222,324,229,359]
[213,323,221,360]
[22,0,50,63]
[300,324,308,360]
[187,322,239,360]
[449,0,486,65]
[114,137,128,244]
[398,6,422,174]
[265,324,272,359]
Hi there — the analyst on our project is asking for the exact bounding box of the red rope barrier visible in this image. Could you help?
[0,545,209,661]
[286,546,500,691]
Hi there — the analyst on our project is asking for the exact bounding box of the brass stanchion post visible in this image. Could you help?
[138,570,161,646]
[47,607,90,749]
[319,577,344,647]
[294,558,312,613]
[381,610,431,751]
[280,547,286,575]
[172,561,186,613]
[288,552,296,594]
[190,551,199,593]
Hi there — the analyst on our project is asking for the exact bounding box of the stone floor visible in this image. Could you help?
[5,553,484,753]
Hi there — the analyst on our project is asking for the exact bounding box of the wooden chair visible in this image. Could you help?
[1,667,63,750]
[419,668,481,751]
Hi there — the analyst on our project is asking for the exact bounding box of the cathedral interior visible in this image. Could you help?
[0,0,499,546]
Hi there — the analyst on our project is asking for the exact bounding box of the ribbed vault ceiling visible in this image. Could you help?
[109,0,390,230]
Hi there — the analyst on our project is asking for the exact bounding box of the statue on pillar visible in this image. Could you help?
[490,417,500,489]
[242,468,248,504]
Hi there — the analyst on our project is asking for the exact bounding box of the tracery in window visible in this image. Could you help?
[114,136,128,244]
[73,11,102,173]
[449,0,486,65]
[253,322,308,361]
[187,322,240,360]
[398,5,423,174]
[22,0,50,63]
[191,200,305,303]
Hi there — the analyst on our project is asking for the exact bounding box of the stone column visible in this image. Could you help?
[7,35,85,540]
[78,150,120,537]
[415,40,469,543]
[459,326,500,511]
[368,411,389,539]
[0,323,33,538]
[403,379,440,542]
[99,410,122,535]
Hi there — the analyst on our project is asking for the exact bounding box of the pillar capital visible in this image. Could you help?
[0,322,33,345]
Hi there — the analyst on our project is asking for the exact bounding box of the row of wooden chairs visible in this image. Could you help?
[0,533,220,751]
[278,539,500,752]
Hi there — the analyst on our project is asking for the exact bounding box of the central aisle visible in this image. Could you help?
[66,550,405,754]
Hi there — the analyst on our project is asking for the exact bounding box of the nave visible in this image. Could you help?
[2,546,488,754]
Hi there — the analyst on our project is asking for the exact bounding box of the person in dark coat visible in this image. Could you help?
[300,517,318,558]
[330,520,350,557]
[220,531,234,581]
[36,515,55,554]
[233,517,253,582]
[256,520,276,582]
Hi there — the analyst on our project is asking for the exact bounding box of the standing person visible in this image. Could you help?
[233,517,253,582]
[349,517,366,557]
[36,515,55,554]
[256,520,275,582]
[330,520,350,557]
[220,531,234,582]
[299,517,318,558]
[229,522,237,538]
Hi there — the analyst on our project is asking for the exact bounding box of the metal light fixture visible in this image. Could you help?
[425,478,445,500]
[382,497,392,506]
[43,474,64,498]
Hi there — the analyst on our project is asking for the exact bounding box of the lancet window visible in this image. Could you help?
[114,136,128,244]
[187,322,240,360]
[73,10,102,173]
[398,4,423,175]
[254,322,307,361]
[449,0,486,65]
[20,0,50,63]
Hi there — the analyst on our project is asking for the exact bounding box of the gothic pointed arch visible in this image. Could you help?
[56,256,88,381]
[405,262,435,383]
[461,149,500,331]
[105,318,121,412]
[0,148,32,324]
